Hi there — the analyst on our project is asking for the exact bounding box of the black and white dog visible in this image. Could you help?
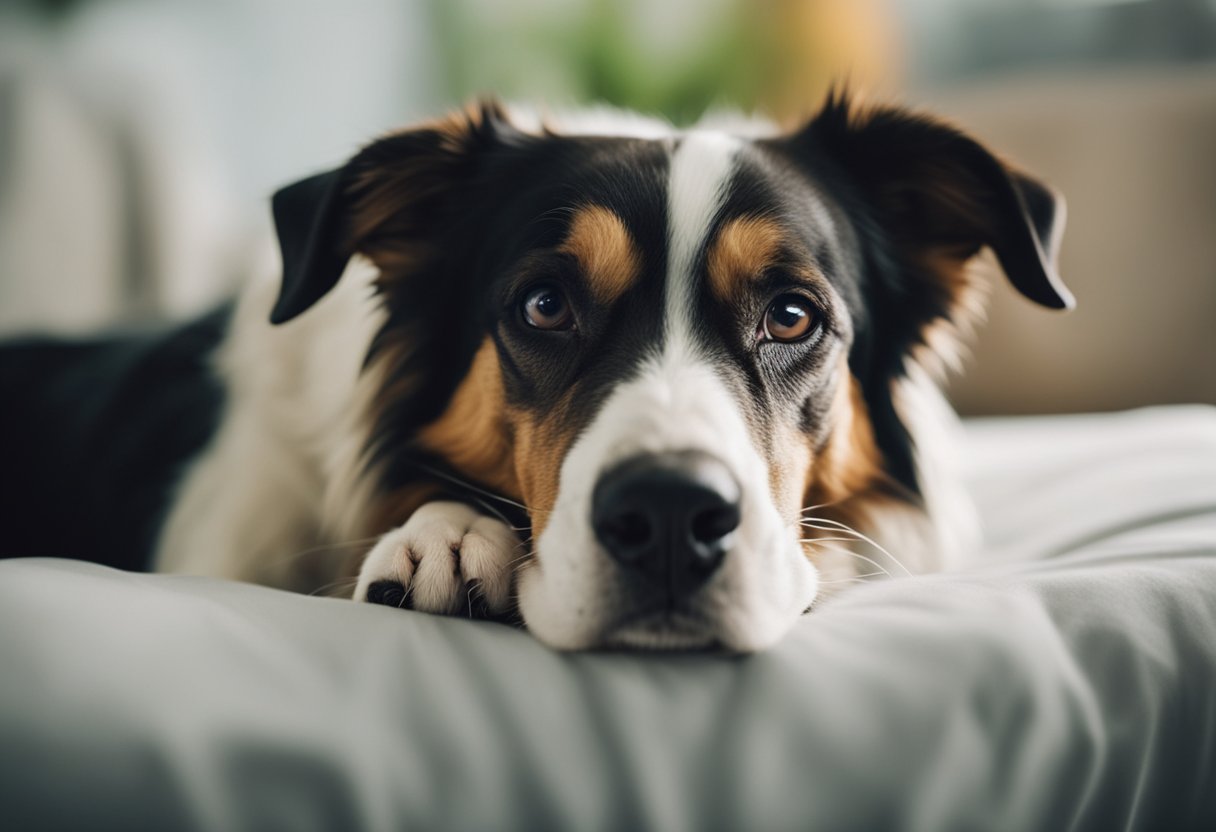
[0,95,1071,650]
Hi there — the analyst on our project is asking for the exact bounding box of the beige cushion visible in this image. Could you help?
[922,67,1216,414]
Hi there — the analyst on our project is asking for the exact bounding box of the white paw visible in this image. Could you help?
[353,501,521,618]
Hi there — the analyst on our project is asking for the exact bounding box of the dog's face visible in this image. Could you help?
[271,98,1071,650]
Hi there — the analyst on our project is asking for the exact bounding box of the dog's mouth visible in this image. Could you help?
[509,338,825,652]
[601,608,720,651]
[516,433,820,652]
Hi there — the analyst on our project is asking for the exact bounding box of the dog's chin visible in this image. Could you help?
[602,611,719,651]
[522,599,802,653]
[524,602,724,652]
[517,534,818,654]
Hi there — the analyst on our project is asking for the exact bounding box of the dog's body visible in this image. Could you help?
[0,98,1070,650]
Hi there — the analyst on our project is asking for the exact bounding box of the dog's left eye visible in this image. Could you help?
[522,284,575,331]
[760,295,818,343]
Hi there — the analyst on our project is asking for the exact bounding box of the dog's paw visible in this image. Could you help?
[353,501,520,618]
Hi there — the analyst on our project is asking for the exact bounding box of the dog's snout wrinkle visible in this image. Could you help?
[592,450,741,602]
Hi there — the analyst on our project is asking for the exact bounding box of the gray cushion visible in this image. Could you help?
[2,406,1214,831]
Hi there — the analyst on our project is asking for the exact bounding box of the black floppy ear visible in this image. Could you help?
[270,168,352,324]
[267,99,526,325]
[1004,170,1069,308]
[797,93,1074,311]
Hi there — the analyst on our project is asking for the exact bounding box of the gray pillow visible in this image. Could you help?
[2,406,1214,831]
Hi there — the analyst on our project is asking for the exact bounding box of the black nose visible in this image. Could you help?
[592,451,741,601]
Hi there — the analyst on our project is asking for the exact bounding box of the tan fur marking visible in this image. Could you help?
[415,340,522,503]
[509,389,580,538]
[912,249,992,380]
[707,216,787,302]
[559,206,642,304]
[758,356,888,557]
[400,338,582,539]
[768,424,814,523]
[793,360,947,591]
[807,371,886,507]
[791,361,889,573]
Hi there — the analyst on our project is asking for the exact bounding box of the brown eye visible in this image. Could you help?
[522,284,574,331]
[761,295,818,342]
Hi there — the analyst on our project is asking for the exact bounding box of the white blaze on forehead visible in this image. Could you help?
[665,131,742,353]
[518,130,816,651]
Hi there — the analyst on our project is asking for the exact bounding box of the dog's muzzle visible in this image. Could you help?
[592,450,741,604]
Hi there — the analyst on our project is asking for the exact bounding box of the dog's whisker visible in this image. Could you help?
[468,496,515,526]
[798,497,850,516]
[798,525,876,542]
[397,583,414,610]
[532,204,578,229]
[269,536,383,568]
[511,551,538,576]
[823,570,888,581]
[802,535,884,555]
[505,552,534,570]
[411,462,548,516]
[799,518,913,576]
[803,540,896,580]
[800,515,867,531]
[506,540,535,564]
[799,534,875,545]
[811,542,898,575]
[799,522,870,535]
[787,509,860,532]
[799,517,865,531]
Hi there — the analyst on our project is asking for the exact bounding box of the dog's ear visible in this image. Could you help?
[270,169,350,324]
[786,92,1073,312]
[269,100,525,325]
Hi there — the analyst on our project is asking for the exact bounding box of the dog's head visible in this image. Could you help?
[271,96,1070,650]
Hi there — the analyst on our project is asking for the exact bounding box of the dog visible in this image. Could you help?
[0,94,1071,650]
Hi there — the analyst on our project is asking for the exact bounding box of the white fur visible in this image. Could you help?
[517,353,819,651]
[891,362,981,572]
[353,501,519,615]
[516,131,818,651]
[154,253,384,592]
[664,131,739,350]
[155,106,971,652]
[808,363,981,591]
[509,103,676,140]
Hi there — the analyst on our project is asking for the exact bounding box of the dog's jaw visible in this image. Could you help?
[515,131,825,651]
[516,341,819,652]
[508,133,812,651]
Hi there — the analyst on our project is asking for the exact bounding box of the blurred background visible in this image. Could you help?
[1,0,1213,415]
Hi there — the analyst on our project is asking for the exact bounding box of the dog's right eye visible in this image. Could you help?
[522,284,575,331]
[759,294,819,343]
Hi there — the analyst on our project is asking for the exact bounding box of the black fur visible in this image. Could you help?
[270,170,350,324]
[267,97,1068,522]
[760,94,1070,496]
[372,131,673,514]
[0,306,231,570]
[2,96,1068,580]
[270,109,675,510]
